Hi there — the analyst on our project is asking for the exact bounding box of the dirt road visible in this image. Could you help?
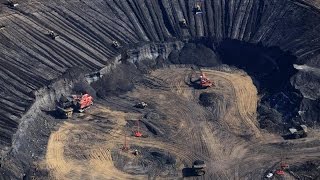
[41,67,320,179]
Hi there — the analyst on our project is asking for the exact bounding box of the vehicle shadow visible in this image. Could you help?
[182,168,197,177]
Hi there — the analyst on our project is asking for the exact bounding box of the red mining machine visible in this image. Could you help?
[56,93,93,118]
[199,72,214,88]
[134,120,143,137]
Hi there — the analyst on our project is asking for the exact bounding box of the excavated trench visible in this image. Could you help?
[1,0,320,179]
[216,39,303,132]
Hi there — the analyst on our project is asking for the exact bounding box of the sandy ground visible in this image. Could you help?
[40,67,320,179]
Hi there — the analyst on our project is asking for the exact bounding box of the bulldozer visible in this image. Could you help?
[56,93,93,118]
[179,19,188,28]
[48,31,59,40]
[199,72,213,88]
[192,160,206,176]
[6,0,18,8]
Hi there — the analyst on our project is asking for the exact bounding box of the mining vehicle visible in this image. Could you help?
[288,125,307,139]
[48,31,59,39]
[179,19,188,28]
[0,25,5,30]
[192,160,206,176]
[7,0,18,8]
[194,1,203,15]
[112,41,121,48]
[134,102,148,109]
[200,72,213,88]
[56,93,93,118]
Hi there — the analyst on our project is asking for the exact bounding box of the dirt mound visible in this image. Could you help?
[112,147,177,177]
[199,92,220,107]
[169,43,220,67]
[92,64,142,97]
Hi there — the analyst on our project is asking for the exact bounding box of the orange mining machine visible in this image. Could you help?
[56,93,93,118]
[199,72,214,88]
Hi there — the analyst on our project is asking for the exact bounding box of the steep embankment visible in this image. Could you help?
[0,0,320,164]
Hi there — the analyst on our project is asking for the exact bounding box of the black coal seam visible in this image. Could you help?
[226,0,235,37]
[166,0,179,34]
[84,0,140,46]
[79,4,137,45]
[1,97,30,110]
[264,3,292,45]
[12,13,80,68]
[0,76,33,102]
[0,132,13,144]
[177,0,192,36]
[168,0,182,37]
[135,0,160,41]
[6,17,79,68]
[33,12,102,70]
[66,3,134,46]
[230,0,244,38]
[209,0,216,38]
[58,15,116,60]
[0,62,38,90]
[239,0,254,41]
[201,0,208,36]
[243,1,258,41]
[0,122,18,134]
[205,0,214,37]
[101,0,137,34]
[145,0,164,41]
[224,0,231,37]
[221,0,227,38]
[0,102,23,117]
[0,114,19,128]
[43,10,108,63]
[126,0,154,40]
[0,35,63,74]
[98,0,139,38]
[0,75,34,100]
[151,0,173,40]
[7,18,68,70]
[71,3,137,45]
[157,0,175,37]
[187,0,196,37]
[55,7,115,56]
[0,63,44,89]
[259,2,287,43]
[118,0,148,41]
[214,0,223,39]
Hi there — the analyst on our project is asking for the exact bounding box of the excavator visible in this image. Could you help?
[56,93,93,118]
[199,72,213,88]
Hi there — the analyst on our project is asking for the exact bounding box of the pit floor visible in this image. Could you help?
[39,67,320,179]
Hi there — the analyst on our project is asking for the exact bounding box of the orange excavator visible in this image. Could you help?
[56,93,93,118]
[199,72,213,88]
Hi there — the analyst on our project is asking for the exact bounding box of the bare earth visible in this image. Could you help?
[40,67,320,179]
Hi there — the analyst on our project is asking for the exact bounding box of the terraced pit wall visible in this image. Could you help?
[1,0,320,175]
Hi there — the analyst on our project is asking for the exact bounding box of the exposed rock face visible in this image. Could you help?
[0,0,320,163]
